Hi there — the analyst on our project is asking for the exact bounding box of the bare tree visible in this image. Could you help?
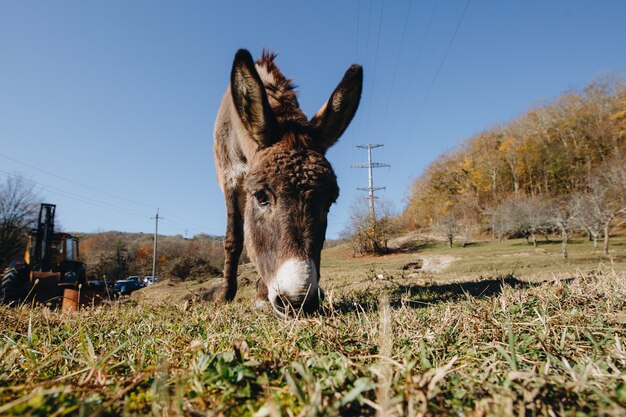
[549,198,579,260]
[487,204,509,241]
[512,196,551,246]
[433,214,461,248]
[458,218,479,248]
[586,160,626,256]
[489,196,550,245]
[570,193,603,251]
[343,199,399,256]
[0,175,39,269]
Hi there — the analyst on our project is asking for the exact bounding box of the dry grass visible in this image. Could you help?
[1,238,625,416]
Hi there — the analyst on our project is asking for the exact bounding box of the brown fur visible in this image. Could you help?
[213,49,362,316]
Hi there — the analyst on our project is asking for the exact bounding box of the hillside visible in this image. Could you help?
[403,78,625,236]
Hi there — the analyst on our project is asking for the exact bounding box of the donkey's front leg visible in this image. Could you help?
[219,188,243,302]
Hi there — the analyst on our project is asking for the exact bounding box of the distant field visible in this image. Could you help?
[1,237,625,416]
[321,236,626,286]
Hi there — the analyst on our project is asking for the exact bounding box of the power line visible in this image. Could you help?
[0,152,157,210]
[160,216,222,235]
[379,0,414,138]
[391,0,440,132]
[0,152,212,234]
[0,170,152,219]
[387,0,470,169]
[159,208,213,234]
[1,171,214,235]
[353,0,374,148]
[0,169,149,217]
[364,0,386,135]
[412,0,472,127]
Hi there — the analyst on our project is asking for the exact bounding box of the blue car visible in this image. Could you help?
[112,279,143,296]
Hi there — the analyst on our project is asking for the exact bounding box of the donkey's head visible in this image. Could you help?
[230,49,362,317]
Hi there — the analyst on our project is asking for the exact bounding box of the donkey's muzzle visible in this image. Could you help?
[268,259,322,318]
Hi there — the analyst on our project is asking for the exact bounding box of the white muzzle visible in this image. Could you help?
[268,258,319,315]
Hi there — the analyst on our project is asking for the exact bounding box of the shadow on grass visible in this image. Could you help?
[390,275,536,309]
[391,239,493,253]
[511,238,599,248]
[391,241,442,253]
[327,275,540,314]
[511,240,556,247]
[457,241,488,248]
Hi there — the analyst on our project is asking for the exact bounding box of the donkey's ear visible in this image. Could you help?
[310,64,363,151]
[230,49,278,147]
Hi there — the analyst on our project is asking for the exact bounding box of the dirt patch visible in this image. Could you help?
[399,255,456,278]
[420,255,457,273]
[401,260,423,271]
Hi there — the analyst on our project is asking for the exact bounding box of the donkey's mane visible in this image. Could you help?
[256,50,307,126]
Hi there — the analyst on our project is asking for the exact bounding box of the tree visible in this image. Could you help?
[570,192,603,251]
[469,130,505,200]
[586,160,626,256]
[488,196,550,245]
[167,256,220,281]
[433,214,460,248]
[81,232,129,280]
[484,204,507,241]
[549,198,579,260]
[498,124,525,194]
[611,98,626,138]
[0,175,39,270]
[343,199,399,256]
[519,197,551,247]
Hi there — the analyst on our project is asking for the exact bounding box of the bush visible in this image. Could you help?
[167,256,221,281]
[342,199,400,256]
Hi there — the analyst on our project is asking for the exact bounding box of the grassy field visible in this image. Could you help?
[1,237,625,416]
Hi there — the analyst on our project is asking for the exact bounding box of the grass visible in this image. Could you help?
[322,236,626,288]
[1,237,625,416]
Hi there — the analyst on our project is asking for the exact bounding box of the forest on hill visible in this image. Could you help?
[401,76,625,249]
[76,231,224,281]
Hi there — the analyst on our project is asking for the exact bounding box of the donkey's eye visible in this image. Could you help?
[254,190,271,207]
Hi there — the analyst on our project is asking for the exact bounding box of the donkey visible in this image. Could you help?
[213,49,362,318]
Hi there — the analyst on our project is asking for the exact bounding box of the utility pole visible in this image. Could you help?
[352,144,390,221]
[151,209,162,279]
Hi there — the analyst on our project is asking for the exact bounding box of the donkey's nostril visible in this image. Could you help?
[270,292,320,317]
[271,294,288,313]
[302,292,320,313]
[318,287,325,301]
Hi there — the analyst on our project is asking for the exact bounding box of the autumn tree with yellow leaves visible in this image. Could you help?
[404,77,625,251]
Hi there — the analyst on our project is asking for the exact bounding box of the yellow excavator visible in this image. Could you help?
[1,203,88,306]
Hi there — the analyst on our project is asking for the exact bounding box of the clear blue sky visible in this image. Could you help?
[1,1,625,238]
